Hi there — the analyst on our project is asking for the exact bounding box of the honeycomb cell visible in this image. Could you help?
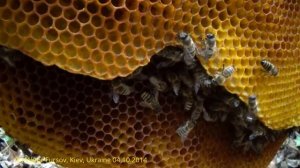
[0,0,298,134]
[54,18,67,31]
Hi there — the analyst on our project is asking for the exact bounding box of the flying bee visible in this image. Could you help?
[177,32,198,69]
[248,95,258,114]
[261,59,278,76]
[149,76,168,92]
[199,33,218,60]
[176,120,195,142]
[139,91,161,112]
[165,72,181,96]
[111,79,133,104]
[181,88,194,111]
[212,65,235,85]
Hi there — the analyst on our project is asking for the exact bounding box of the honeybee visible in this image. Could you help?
[248,95,258,114]
[212,65,235,85]
[139,91,161,112]
[232,129,246,147]
[223,96,240,108]
[124,67,147,81]
[261,59,278,76]
[181,88,194,111]
[155,47,183,69]
[149,76,168,92]
[165,71,181,96]
[111,79,133,103]
[0,46,18,67]
[244,112,257,124]
[202,107,218,122]
[193,67,203,94]
[251,139,265,154]
[177,32,198,69]
[190,97,204,122]
[178,69,194,89]
[249,128,266,141]
[176,120,195,142]
[241,141,255,154]
[156,46,183,63]
[193,67,212,94]
[199,33,218,60]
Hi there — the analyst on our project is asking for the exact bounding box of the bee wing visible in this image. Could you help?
[202,108,217,122]
[184,52,196,62]
[194,82,200,94]
[286,158,300,168]
[173,82,181,96]
[251,141,264,154]
[191,107,202,122]
[212,45,219,57]
[242,141,252,153]
[112,92,120,104]
[156,60,176,69]
[139,101,151,109]
[219,112,228,122]
[176,126,188,142]
[248,132,259,141]
[1,55,16,67]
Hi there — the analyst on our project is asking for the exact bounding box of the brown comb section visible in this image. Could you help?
[0,1,300,129]
[0,53,283,168]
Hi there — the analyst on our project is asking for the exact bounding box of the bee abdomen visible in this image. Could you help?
[141,92,152,102]
[176,120,195,142]
[177,32,197,56]
[222,66,235,78]
[184,100,193,111]
[116,84,132,95]
[248,95,258,114]
[141,92,161,111]
[149,76,168,92]
[206,33,216,49]
[212,74,225,86]
[261,60,278,76]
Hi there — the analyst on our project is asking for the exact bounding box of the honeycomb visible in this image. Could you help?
[0,0,300,130]
[0,53,284,167]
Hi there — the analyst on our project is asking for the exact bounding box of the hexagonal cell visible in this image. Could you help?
[0,1,298,168]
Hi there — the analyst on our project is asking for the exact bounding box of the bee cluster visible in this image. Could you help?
[270,129,300,168]
[0,128,62,168]
[110,32,280,153]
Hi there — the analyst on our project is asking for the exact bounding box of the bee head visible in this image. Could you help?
[177,32,188,41]
[260,59,267,65]
[248,95,257,101]
[206,33,215,39]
